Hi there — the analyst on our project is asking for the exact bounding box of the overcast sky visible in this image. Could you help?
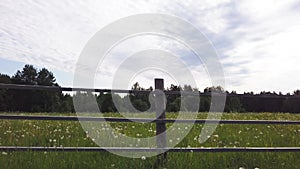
[1,0,300,93]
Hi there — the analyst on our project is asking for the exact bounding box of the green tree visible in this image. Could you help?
[10,65,38,111]
[0,74,12,111]
[225,97,244,113]
[97,92,123,113]
[8,65,63,112]
[199,96,211,112]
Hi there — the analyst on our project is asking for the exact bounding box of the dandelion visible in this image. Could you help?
[141,156,146,160]
[1,152,8,155]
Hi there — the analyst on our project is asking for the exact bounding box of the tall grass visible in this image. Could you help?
[0,112,300,169]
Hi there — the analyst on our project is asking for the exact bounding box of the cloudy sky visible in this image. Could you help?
[1,0,300,93]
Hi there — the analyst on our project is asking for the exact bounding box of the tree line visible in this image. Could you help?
[0,65,299,113]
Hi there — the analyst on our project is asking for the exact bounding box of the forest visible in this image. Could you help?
[0,64,299,113]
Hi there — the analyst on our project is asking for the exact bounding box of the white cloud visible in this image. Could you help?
[221,0,300,93]
[1,0,300,93]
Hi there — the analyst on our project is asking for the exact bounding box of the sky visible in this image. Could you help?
[1,0,300,93]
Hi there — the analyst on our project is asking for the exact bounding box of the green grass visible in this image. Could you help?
[0,112,300,169]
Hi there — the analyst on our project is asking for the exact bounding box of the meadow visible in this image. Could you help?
[0,112,300,169]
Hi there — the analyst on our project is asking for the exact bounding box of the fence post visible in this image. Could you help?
[155,78,167,166]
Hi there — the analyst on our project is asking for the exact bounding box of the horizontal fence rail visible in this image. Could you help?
[1,83,300,98]
[1,115,300,125]
[1,146,300,152]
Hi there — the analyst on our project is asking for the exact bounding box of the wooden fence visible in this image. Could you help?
[1,79,300,166]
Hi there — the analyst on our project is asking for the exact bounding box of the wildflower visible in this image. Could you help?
[1,152,8,155]
[141,156,146,160]
[213,134,219,138]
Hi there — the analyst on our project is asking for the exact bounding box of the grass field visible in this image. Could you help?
[0,112,300,169]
